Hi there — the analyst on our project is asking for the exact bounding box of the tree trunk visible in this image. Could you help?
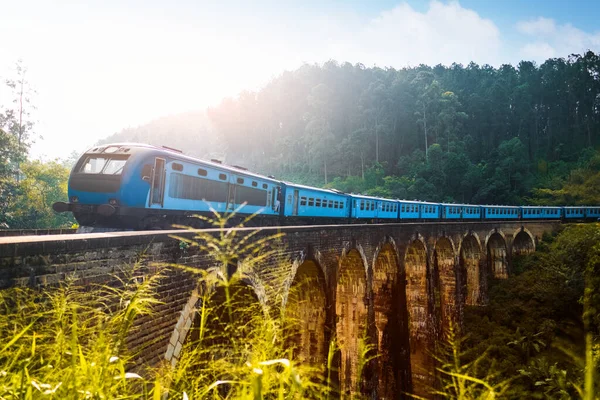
[361,152,365,180]
[375,115,379,163]
[423,103,429,162]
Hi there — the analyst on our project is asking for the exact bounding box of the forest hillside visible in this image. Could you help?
[105,51,600,206]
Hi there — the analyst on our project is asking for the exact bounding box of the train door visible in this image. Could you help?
[226,183,236,212]
[292,190,299,216]
[149,158,165,207]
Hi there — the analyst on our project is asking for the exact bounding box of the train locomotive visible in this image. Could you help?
[52,143,600,230]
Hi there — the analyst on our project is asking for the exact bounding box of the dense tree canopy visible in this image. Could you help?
[208,51,600,205]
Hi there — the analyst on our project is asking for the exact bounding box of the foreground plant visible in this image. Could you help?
[0,264,162,398]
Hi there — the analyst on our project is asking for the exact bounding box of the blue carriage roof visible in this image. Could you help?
[440,203,480,207]
[88,143,282,184]
[282,182,347,196]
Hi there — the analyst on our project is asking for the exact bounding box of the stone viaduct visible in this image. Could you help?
[0,221,559,398]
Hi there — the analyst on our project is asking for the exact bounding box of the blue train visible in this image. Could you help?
[52,143,600,229]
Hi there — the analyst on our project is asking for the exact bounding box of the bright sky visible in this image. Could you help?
[1,0,599,160]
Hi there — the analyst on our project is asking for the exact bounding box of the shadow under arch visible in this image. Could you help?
[169,276,263,372]
[513,228,536,256]
[372,237,411,398]
[404,237,430,398]
[285,254,328,366]
[486,230,508,279]
[336,243,369,398]
[459,232,483,306]
[433,236,458,338]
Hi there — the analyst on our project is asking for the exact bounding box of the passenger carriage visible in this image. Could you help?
[441,204,481,220]
[398,201,422,220]
[520,206,562,220]
[349,195,398,221]
[483,205,520,220]
[281,183,349,221]
[419,201,441,220]
[564,206,586,219]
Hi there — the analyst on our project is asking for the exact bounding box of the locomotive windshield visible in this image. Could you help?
[78,156,129,175]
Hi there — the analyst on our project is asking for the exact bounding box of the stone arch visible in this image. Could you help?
[404,237,430,397]
[459,232,482,306]
[167,278,261,368]
[433,236,457,336]
[372,236,410,398]
[486,230,508,279]
[336,243,369,397]
[512,228,536,256]
[286,256,328,366]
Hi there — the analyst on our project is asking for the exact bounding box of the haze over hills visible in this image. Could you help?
[96,110,226,161]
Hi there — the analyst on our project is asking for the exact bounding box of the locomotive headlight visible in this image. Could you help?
[109,198,118,206]
[70,196,79,203]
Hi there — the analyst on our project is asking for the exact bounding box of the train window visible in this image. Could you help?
[168,173,228,203]
[237,177,244,184]
[330,200,335,208]
[300,197,307,206]
[316,199,321,207]
[308,198,314,206]
[172,163,183,171]
[263,183,268,189]
[141,164,152,179]
[335,201,340,208]
[252,181,258,187]
[198,168,207,176]
[80,156,126,174]
[360,201,364,210]
[219,173,227,180]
